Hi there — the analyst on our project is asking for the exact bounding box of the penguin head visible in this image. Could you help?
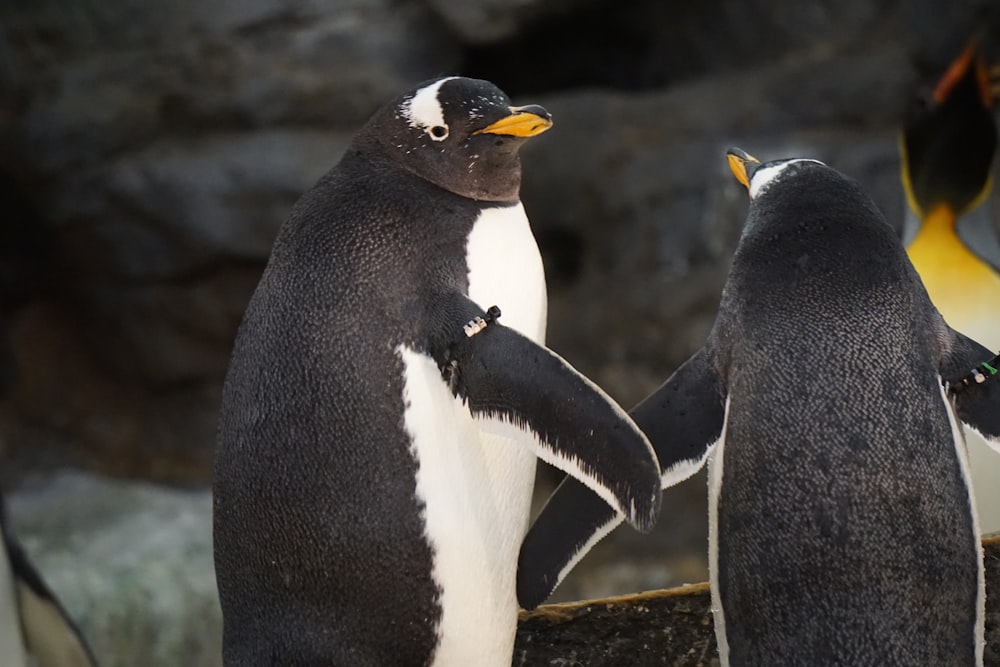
[901,40,998,218]
[726,147,827,201]
[725,147,902,287]
[726,147,888,240]
[360,76,553,202]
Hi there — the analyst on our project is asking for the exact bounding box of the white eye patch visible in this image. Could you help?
[401,76,458,142]
[749,159,825,199]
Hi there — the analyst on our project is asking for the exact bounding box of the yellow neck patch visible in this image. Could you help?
[907,204,1000,348]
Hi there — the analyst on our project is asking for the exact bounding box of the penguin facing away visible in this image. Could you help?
[213,76,662,666]
[900,39,1000,534]
[518,149,1000,665]
[1,497,99,667]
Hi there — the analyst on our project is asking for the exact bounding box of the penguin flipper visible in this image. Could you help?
[629,348,727,485]
[442,307,662,534]
[516,348,726,610]
[5,534,99,667]
[941,329,1000,450]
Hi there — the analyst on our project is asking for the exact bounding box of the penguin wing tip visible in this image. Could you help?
[621,481,662,534]
[517,587,547,612]
[516,559,554,611]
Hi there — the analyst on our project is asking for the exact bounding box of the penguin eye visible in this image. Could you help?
[428,125,449,141]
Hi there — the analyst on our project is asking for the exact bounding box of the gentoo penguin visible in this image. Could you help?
[1,495,99,667]
[901,40,1000,534]
[213,76,662,666]
[518,149,1000,665]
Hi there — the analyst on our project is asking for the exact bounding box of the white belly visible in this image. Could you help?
[399,348,537,667]
[957,323,1000,536]
[967,434,1000,535]
[707,398,731,666]
[0,540,27,667]
[399,202,547,665]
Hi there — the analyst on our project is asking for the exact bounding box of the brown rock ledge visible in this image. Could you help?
[515,535,1000,666]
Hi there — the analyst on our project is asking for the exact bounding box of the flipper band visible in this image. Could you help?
[463,305,502,338]
[948,353,1000,394]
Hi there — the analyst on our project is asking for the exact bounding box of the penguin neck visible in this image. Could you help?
[356,134,524,204]
[907,203,1000,347]
[907,204,975,271]
[911,203,958,239]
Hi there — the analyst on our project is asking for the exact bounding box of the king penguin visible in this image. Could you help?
[901,39,1000,534]
[518,148,1000,665]
[213,76,662,666]
[1,494,99,667]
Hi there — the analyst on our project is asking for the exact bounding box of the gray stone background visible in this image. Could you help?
[1,1,999,664]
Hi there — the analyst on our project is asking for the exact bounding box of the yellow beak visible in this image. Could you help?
[473,106,553,138]
[726,147,760,190]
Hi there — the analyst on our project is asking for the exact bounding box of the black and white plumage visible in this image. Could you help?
[1,497,98,667]
[519,149,1000,665]
[213,76,661,666]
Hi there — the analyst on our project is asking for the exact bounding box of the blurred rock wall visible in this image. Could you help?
[1,0,997,481]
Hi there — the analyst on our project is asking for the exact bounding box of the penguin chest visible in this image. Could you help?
[398,347,536,666]
[393,203,548,663]
[465,202,547,342]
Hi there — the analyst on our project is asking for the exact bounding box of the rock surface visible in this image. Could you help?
[7,473,220,667]
[516,534,1000,666]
